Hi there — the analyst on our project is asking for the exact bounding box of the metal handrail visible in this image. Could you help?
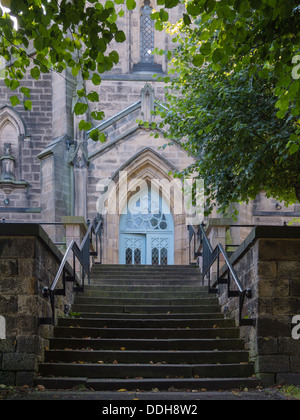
[198,223,255,327]
[188,225,202,265]
[40,215,103,325]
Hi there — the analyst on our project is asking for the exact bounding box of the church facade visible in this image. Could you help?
[0,0,299,266]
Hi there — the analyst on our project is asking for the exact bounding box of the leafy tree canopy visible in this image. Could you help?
[150,0,300,214]
[153,0,300,146]
[0,0,135,141]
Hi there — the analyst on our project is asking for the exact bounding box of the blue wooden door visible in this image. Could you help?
[119,189,174,265]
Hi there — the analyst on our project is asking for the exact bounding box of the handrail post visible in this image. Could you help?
[198,222,255,327]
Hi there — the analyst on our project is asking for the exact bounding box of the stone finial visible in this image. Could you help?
[141,83,155,123]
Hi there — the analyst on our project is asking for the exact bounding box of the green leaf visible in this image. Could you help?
[126,0,136,10]
[78,120,92,131]
[24,99,32,110]
[159,9,169,22]
[92,73,101,86]
[200,42,212,56]
[87,91,100,102]
[89,129,107,142]
[115,31,126,43]
[34,36,44,51]
[74,102,89,115]
[109,50,119,64]
[165,0,180,9]
[192,54,205,67]
[72,67,79,77]
[186,2,199,16]
[10,80,20,90]
[288,143,299,155]
[20,87,31,98]
[30,67,40,80]
[91,110,105,120]
[10,95,21,106]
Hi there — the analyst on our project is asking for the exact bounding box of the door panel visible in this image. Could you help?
[146,234,174,265]
[120,234,146,265]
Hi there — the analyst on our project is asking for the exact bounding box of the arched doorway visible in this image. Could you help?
[119,188,174,265]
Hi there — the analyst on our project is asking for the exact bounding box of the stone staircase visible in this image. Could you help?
[36,265,260,391]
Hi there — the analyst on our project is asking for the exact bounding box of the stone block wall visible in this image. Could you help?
[0,68,53,221]
[217,226,300,386]
[0,224,75,386]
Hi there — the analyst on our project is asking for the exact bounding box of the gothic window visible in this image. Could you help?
[126,248,133,265]
[134,248,141,265]
[140,0,154,64]
[152,247,159,265]
[161,247,168,265]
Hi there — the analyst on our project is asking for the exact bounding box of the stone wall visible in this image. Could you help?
[0,224,74,386]
[217,226,300,386]
[0,67,53,222]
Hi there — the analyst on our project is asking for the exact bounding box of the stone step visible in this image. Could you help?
[49,337,245,351]
[54,326,240,339]
[67,312,226,319]
[58,317,235,328]
[35,376,260,392]
[92,264,200,271]
[38,362,255,379]
[76,290,209,299]
[90,273,201,278]
[89,279,201,286]
[71,304,221,314]
[43,349,250,364]
[83,285,206,293]
[73,297,218,306]
[36,264,258,392]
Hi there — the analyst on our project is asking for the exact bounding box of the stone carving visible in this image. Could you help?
[0,142,15,181]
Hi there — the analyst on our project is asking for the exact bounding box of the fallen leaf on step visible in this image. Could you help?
[113,360,118,364]
[97,361,104,364]
[118,389,127,392]
[120,347,126,351]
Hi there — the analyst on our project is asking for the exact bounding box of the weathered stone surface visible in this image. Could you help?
[278,261,300,278]
[256,337,278,355]
[16,371,36,387]
[276,373,300,386]
[0,371,16,386]
[0,295,18,313]
[256,355,290,373]
[17,335,44,355]
[0,231,75,385]
[2,353,37,371]
[222,233,300,386]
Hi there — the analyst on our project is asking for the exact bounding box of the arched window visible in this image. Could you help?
[140,0,154,65]
[133,1,162,73]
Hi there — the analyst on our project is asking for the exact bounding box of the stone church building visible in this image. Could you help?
[0,0,299,265]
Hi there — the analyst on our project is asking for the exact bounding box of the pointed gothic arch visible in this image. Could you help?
[99,148,189,265]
